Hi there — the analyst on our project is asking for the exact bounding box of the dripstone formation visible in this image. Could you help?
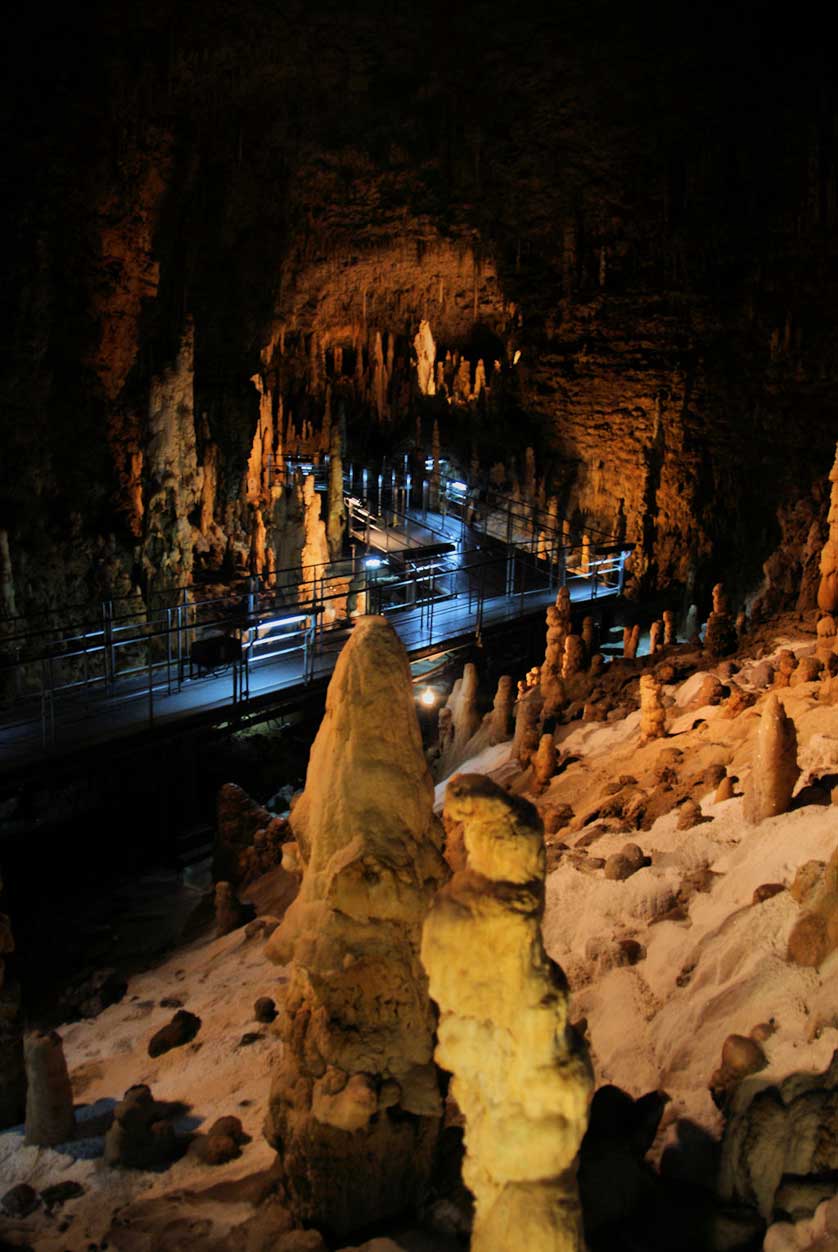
[744,693,800,824]
[264,616,449,1237]
[421,773,592,1252]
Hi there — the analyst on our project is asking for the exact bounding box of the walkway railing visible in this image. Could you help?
[0,495,629,758]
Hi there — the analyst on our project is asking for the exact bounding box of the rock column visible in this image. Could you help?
[422,775,591,1252]
[264,616,448,1237]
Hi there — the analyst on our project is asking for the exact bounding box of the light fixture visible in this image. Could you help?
[419,688,436,707]
[365,557,383,569]
[450,480,467,492]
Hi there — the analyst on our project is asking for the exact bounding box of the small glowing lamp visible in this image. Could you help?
[419,688,436,707]
[365,557,383,569]
[513,349,522,365]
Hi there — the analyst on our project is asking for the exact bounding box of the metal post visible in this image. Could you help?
[422,479,428,521]
[377,472,383,516]
[166,607,173,694]
[103,600,114,692]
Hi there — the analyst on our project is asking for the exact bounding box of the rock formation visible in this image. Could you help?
[663,609,675,646]
[649,620,663,656]
[104,1084,179,1169]
[639,674,667,743]
[743,693,800,824]
[434,662,482,779]
[704,583,738,658]
[533,733,558,792]
[562,634,587,679]
[23,1031,75,1147]
[623,624,640,659]
[541,588,571,715]
[264,616,449,1236]
[486,675,515,743]
[787,844,838,967]
[818,443,838,613]
[514,687,543,767]
[421,774,592,1252]
[326,427,346,560]
[719,1052,838,1220]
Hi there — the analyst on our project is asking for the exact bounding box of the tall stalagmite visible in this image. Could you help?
[421,774,591,1252]
[818,443,838,613]
[264,616,449,1236]
[744,693,800,824]
[541,587,571,715]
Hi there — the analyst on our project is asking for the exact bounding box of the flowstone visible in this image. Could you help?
[264,616,448,1237]
[421,774,592,1252]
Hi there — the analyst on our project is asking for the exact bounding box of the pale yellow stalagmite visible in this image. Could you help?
[562,634,586,679]
[264,616,448,1236]
[623,624,640,659]
[533,732,558,792]
[818,442,838,613]
[743,692,800,824]
[421,774,592,1252]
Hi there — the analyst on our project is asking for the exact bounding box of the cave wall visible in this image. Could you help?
[2,0,837,622]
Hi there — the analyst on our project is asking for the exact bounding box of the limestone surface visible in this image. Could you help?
[264,616,449,1236]
[421,774,592,1252]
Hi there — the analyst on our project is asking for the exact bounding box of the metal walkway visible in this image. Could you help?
[0,484,630,772]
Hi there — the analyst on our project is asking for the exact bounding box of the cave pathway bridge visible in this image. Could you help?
[0,486,631,772]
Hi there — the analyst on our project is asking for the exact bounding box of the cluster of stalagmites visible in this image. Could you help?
[422,774,592,1252]
[263,616,449,1236]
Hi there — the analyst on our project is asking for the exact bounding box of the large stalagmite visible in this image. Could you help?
[264,616,449,1236]
[421,774,592,1252]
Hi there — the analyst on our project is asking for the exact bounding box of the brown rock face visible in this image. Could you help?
[0,885,24,1130]
[743,693,800,824]
[263,616,448,1236]
[422,775,591,1252]
[818,443,838,613]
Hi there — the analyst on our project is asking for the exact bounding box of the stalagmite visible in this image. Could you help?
[421,775,592,1252]
[562,634,586,679]
[434,663,482,779]
[704,583,738,658]
[663,609,675,646]
[818,442,838,613]
[581,616,595,661]
[326,427,346,561]
[514,688,543,766]
[533,733,558,791]
[24,1030,75,1147]
[541,587,571,715]
[744,693,800,824]
[623,624,640,659]
[580,533,591,576]
[649,620,663,656]
[487,675,515,742]
[300,475,330,590]
[414,320,436,396]
[264,616,448,1236]
[639,673,667,743]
